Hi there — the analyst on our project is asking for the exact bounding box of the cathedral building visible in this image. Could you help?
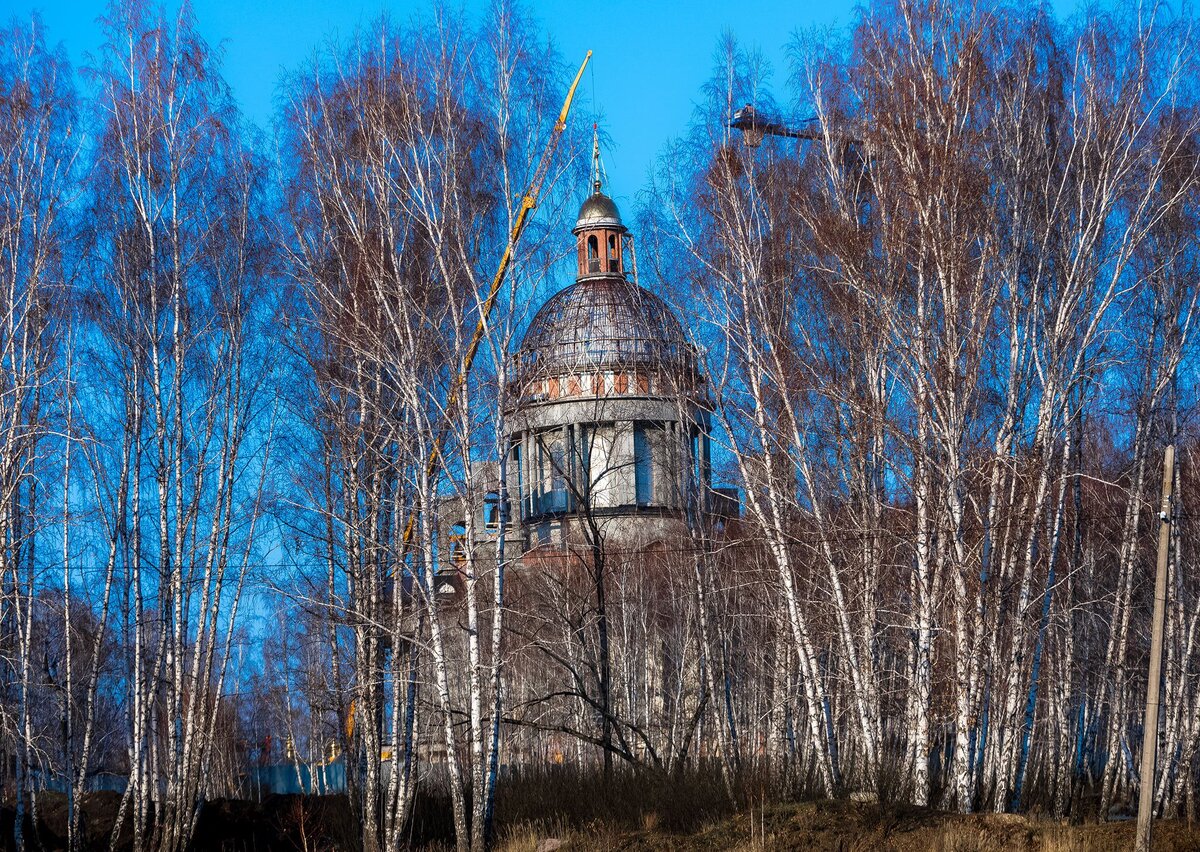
[443,150,729,569]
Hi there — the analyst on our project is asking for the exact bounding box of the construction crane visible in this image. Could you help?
[345,50,592,743]
[729,104,822,146]
[398,49,592,557]
[729,103,869,206]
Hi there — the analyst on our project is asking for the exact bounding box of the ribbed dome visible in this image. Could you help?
[572,190,625,233]
[514,278,692,385]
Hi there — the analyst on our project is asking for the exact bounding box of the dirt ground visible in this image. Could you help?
[5,793,1200,851]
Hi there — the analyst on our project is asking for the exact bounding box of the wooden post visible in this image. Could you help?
[1135,444,1175,852]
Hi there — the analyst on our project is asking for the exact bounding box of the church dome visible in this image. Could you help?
[514,278,692,385]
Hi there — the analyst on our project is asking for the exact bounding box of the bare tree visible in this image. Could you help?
[280,5,578,849]
[647,0,1200,815]
[79,3,277,849]
[0,15,75,850]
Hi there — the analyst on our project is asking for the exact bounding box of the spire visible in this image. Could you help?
[591,123,604,192]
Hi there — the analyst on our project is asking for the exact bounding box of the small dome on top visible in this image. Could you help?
[573,189,625,233]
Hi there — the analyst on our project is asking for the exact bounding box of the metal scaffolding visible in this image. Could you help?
[513,278,695,385]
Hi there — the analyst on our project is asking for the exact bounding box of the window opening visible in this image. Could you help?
[634,423,653,505]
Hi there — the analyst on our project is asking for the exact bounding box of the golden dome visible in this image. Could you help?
[572,190,625,233]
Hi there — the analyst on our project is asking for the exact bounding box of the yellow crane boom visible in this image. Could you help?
[398,49,592,553]
[346,51,592,744]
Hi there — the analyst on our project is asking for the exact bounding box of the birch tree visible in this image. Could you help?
[648,0,1200,815]
[0,16,75,850]
[81,3,276,849]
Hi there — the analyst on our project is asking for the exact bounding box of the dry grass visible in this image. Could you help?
[491,823,542,852]
[933,821,1034,852]
[1034,827,1088,852]
[514,800,1200,852]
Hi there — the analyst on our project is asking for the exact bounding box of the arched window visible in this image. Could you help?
[586,235,600,272]
[449,522,468,564]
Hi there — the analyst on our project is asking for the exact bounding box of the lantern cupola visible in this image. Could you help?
[573,127,626,278]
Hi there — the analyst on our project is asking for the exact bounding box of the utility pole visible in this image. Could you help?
[1135,444,1175,852]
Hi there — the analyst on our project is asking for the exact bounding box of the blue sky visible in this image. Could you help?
[14,0,1085,207]
[14,0,873,206]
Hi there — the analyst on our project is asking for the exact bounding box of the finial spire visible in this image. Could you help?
[592,123,603,192]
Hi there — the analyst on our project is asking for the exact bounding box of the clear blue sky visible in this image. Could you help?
[14,0,1081,206]
[8,0,859,206]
